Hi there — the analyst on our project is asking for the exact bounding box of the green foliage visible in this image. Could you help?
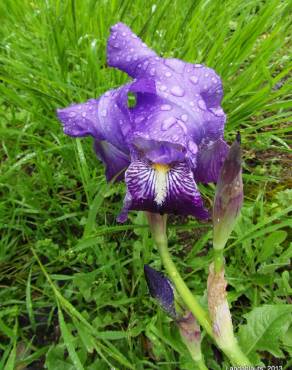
[0,0,291,368]
[238,305,292,364]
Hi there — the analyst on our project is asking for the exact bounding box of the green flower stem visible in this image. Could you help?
[154,230,251,366]
[195,358,208,370]
[213,249,224,273]
[156,234,213,336]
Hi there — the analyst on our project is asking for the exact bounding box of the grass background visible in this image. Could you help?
[0,0,291,368]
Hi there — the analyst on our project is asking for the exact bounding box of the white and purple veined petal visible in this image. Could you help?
[117,159,209,222]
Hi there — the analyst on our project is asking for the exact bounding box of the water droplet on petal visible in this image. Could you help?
[131,34,138,39]
[194,64,202,68]
[212,77,218,84]
[162,117,176,130]
[135,116,144,124]
[82,112,86,117]
[205,73,209,77]
[188,141,198,154]
[130,48,134,52]
[172,135,179,142]
[160,85,167,92]
[69,112,76,118]
[165,71,172,77]
[210,107,225,116]
[190,76,198,84]
[181,114,188,122]
[161,104,172,111]
[170,86,184,97]
[101,109,107,117]
[198,99,206,110]
[126,55,131,62]
[190,101,195,107]
[122,32,126,37]
[150,68,155,76]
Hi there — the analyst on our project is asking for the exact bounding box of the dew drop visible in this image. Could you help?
[194,64,202,68]
[188,141,198,154]
[101,109,107,117]
[82,112,86,117]
[160,85,167,92]
[69,112,76,118]
[181,114,188,122]
[172,135,179,142]
[190,75,198,84]
[122,32,126,37]
[190,101,195,107]
[198,99,206,110]
[212,77,218,84]
[170,86,184,97]
[165,71,172,77]
[150,68,155,76]
[126,55,131,62]
[162,117,176,130]
[135,116,144,124]
[160,104,172,111]
[210,107,225,116]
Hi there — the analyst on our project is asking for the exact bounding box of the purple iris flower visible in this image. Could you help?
[57,23,228,222]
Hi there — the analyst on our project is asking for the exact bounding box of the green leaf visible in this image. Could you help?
[58,306,85,370]
[257,230,287,263]
[238,305,292,363]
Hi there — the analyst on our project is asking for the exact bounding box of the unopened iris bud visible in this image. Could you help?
[213,133,243,250]
[178,312,203,362]
[144,264,177,318]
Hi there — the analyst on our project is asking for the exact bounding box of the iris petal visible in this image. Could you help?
[194,139,229,183]
[94,140,130,182]
[107,23,156,78]
[118,159,209,222]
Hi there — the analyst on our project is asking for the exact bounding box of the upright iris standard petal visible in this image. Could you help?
[144,264,176,318]
[213,134,243,249]
[194,139,229,183]
[118,159,209,222]
[57,22,229,221]
[107,23,156,78]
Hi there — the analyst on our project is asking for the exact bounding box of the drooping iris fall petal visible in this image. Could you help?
[57,22,228,221]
